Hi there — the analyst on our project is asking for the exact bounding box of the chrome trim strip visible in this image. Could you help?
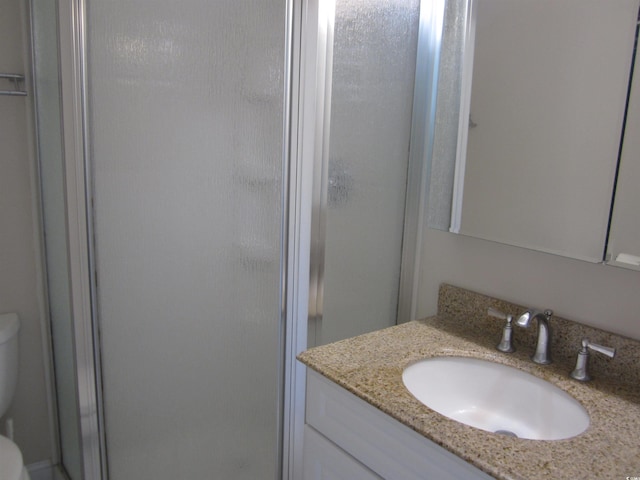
[76,0,110,474]
[307,0,335,347]
[282,0,322,476]
[280,0,299,478]
[58,0,107,477]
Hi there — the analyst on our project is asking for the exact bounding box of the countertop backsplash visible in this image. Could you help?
[437,284,640,388]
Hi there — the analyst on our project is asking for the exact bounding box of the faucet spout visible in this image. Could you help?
[516,309,553,365]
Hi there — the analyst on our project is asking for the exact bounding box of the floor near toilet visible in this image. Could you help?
[27,463,68,480]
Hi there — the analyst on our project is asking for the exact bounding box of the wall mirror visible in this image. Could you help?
[421,0,640,266]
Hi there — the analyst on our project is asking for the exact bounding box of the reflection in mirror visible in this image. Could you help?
[607,40,640,271]
[423,0,640,263]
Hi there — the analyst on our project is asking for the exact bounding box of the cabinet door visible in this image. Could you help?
[305,370,494,480]
[606,36,640,271]
[303,426,382,480]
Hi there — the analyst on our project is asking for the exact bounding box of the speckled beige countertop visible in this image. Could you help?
[298,285,640,480]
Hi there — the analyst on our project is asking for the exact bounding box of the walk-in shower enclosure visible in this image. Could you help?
[32,0,427,477]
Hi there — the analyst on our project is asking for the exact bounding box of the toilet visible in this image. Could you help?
[0,313,30,480]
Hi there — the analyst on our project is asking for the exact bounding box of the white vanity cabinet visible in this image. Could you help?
[303,370,494,480]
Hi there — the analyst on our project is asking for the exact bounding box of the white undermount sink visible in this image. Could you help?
[402,356,589,440]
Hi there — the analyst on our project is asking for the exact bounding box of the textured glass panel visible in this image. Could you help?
[32,0,83,477]
[319,0,420,345]
[86,1,285,478]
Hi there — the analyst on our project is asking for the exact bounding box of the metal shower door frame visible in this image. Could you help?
[57,0,304,478]
[56,0,106,477]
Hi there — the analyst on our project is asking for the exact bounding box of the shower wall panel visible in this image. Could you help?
[86,1,286,478]
[318,0,420,345]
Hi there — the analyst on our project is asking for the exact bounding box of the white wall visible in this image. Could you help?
[417,228,640,341]
[0,0,53,465]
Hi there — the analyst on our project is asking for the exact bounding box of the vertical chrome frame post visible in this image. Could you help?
[280,0,304,478]
[305,0,335,348]
[58,0,107,477]
[282,0,337,476]
[282,0,322,476]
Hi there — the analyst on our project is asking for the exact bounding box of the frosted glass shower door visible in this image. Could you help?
[85,1,286,478]
[313,0,421,346]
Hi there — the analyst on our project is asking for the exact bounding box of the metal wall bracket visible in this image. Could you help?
[0,73,27,96]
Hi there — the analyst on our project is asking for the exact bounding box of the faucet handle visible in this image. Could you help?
[488,307,509,321]
[582,338,616,358]
[488,308,515,353]
[570,338,616,381]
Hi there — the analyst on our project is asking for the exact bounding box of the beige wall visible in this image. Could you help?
[0,0,54,465]
[417,228,640,341]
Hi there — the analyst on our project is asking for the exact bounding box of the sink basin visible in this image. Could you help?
[402,356,589,440]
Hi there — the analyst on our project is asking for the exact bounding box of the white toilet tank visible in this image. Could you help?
[0,313,20,419]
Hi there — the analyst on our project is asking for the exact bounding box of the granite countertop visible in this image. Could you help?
[297,286,640,480]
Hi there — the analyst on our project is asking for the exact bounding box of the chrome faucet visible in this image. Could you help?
[515,309,553,364]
